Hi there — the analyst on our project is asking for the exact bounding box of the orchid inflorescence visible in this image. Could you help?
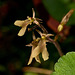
[14,8,74,65]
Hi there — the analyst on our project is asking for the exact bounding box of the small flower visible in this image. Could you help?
[26,33,41,65]
[31,31,54,61]
[31,37,49,61]
[14,8,42,36]
[27,31,54,65]
[57,9,74,32]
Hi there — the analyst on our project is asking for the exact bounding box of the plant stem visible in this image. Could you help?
[28,24,48,34]
[28,25,38,31]
[39,24,48,33]
[22,67,53,75]
[47,37,63,56]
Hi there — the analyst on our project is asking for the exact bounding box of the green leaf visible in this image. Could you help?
[42,0,75,25]
[51,52,75,75]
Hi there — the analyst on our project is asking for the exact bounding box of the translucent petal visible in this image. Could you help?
[28,50,41,65]
[14,20,24,27]
[46,34,54,37]
[18,25,28,36]
[35,55,41,63]
[26,43,32,47]
[27,55,33,65]
[27,46,35,65]
[32,8,35,18]
[33,20,39,25]
[41,40,49,61]
[42,47,49,61]
[61,9,74,25]
[32,45,41,58]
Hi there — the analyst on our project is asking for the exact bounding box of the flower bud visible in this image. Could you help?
[57,24,63,32]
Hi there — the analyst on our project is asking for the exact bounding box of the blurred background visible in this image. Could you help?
[0,0,75,75]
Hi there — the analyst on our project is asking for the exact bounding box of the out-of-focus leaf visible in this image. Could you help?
[51,52,75,75]
[42,0,68,21]
[0,65,6,72]
[42,0,75,25]
[0,1,4,6]
[60,0,71,4]
[24,72,38,75]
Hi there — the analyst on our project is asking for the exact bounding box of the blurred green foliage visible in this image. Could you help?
[42,0,75,25]
[24,72,38,75]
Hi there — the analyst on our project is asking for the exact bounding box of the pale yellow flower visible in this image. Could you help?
[26,33,41,65]
[14,8,41,36]
[31,37,49,61]
[27,31,54,65]
[31,33,54,61]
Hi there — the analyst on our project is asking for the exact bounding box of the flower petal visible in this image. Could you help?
[18,25,28,36]
[35,55,41,63]
[32,45,41,58]
[61,9,74,25]
[32,8,35,18]
[41,40,49,61]
[46,34,54,37]
[27,55,33,65]
[26,43,33,47]
[14,20,24,27]
[42,47,49,61]
[27,46,35,65]
[34,20,39,25]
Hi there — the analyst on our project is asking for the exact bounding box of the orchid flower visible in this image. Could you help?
[31,31,54,61]
[14,8,41,36]
[27,31,54,65]
[26,33,41,65]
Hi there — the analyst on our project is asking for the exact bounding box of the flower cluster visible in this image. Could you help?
[26,31,53,65]
[14,8,74,65]
[14,8,53,65]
